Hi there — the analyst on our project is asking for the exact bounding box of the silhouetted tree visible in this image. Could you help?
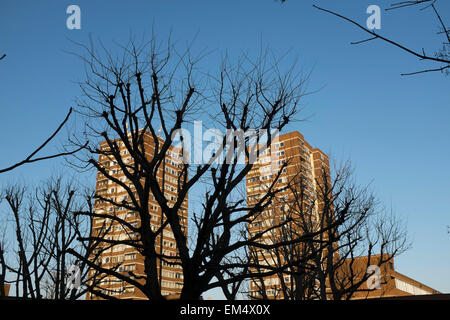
[66,34,312,300]
[0,177,102,299]
[246,162,409,300]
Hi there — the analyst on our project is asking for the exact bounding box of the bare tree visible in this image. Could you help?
[0,52,89,298]
[316,163,409,300]
[313,1,449,76]
[238,169,325,300]
[0,177,102,299]
[247,161,409,300]
[65,34,313,300]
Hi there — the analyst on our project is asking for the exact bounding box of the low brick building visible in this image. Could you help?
[344,255,440,299]
[1,284,10,297]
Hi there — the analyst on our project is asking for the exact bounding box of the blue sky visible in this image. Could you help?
[0,0,449,296]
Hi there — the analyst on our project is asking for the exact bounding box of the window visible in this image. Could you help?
[395,278,429,295]
[123,286,135,294]
[124,264,136,272]
[125,253,136,261]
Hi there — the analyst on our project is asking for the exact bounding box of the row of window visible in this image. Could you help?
[161,280,183,289]
[161,270,183,279]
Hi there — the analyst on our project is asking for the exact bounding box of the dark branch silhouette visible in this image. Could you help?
[313,2,449,76]
[66,34,312,300]
[0,177,103,299]
[0,108,87,174]
[242,162,408,300]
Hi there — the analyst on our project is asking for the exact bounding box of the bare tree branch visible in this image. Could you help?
[0,108,87,174]
[313,3,450,76]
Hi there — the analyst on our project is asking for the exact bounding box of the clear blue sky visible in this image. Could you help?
[0,0,449,296]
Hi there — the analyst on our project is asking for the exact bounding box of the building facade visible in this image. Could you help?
[246,131,330,299]
[87,133,187,300]
[1,284,10,297]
